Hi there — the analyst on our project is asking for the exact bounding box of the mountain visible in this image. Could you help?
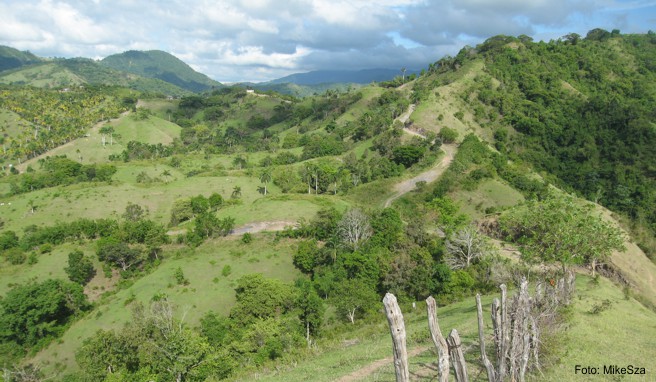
[265,68,420,85]
[100,50,223,92]
[0,57,193,96]
[0,45,42,72]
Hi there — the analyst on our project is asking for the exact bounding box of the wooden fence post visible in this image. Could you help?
[447,329,469,382]
[476,294,497,382]
[426,296,450,382]
[383,293,409,382]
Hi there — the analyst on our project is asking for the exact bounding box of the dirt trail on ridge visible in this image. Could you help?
[384,144,456,208]
[335,346,432,382]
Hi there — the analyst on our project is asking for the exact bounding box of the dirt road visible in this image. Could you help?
[384,144,456,208]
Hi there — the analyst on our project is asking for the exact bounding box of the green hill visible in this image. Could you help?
[101,50,223,92]
[0,45,42,72]
[0,58,192,96]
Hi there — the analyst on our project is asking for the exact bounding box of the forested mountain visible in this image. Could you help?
[100,50,223,92]
[437,29,656,252]
[0,46,42,72]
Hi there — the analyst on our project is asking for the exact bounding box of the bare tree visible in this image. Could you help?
[338,208,373,250]
[445,225,489,269]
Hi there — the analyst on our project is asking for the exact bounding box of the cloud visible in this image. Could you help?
[0,0,653,82]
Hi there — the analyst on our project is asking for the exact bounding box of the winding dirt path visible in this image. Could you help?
[335,346,432,382]
[384,144,456,208]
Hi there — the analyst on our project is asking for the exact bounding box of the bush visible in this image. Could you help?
[5,248,26,265]
[438,127,459,143]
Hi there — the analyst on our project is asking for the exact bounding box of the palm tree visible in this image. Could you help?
[231,186,242,199]
[161,169,172,183]
[259,167,272,196]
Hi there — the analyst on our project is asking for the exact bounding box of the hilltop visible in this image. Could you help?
[100,50,223,92]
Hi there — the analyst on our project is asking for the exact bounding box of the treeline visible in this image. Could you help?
[447,30,656,253]
[8,156,116,194]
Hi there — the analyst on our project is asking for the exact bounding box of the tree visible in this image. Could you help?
[438,127,458,143]
[232,155,247,170]
[338,208,373,250]
[161,169,172,183]
[259,167,272,196]
[229,274,296,324]
[293,239,320,274]
[190,195,210,215]
[65,250,96,285]
[208,192,224,210]
[122,202,146,222]
[99,126,115,147]
[500,191,625,273]
[332,279,378,324]
[445,225,490,269]
[231,185,242,199]
[0,279,89,347]
[295,279,324,343]
[97,240,143,272]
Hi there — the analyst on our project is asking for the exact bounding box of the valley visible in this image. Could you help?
[0,30,655,382]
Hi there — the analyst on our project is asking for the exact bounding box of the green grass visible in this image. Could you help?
[136,98,179,119]
[538,275,656,381]
[0,108,34,140]
[0,167,340,233]
[452,178,524,219]
[30,234,302,374]
[233,274,656,382]
[109,114,181,145]
[0,63,85,88]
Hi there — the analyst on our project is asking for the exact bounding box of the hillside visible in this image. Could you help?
[0,46,41,72]
[101,50,223,92]
[0,58,192,96]
[0,30,654,382]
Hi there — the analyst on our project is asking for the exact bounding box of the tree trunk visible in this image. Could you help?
[383,293,409,382]
[426,296,450,382]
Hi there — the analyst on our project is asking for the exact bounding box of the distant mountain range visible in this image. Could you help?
[264,68,421,85]
[0,45,421,96]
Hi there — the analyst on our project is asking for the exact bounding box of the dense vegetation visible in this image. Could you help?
[449,30,656,254]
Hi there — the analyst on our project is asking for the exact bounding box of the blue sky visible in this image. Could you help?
[0,0,654,82]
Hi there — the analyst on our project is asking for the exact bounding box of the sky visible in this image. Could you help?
[0,0,654,83]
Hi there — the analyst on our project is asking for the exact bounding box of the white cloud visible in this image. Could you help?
[0,0,653,82]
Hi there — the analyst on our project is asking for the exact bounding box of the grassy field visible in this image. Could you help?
[31,234,303,374]
[0,63,85,88]
[452,178,525,219]
[231,274,656,382]
[0,166,340,233]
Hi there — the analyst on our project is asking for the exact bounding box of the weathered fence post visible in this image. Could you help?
[447,329,469,382]
[498,284,508,381]
[426,296,450,382]
[383,293,409,382]
[476,294,497,382]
